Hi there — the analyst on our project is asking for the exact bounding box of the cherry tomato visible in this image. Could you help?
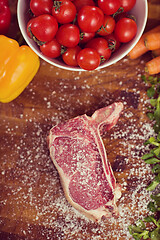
[77,6,104,33]
[114,17,137,43]
[98,0,121,15]
[56,24,80,47]
[97,15,115,36]
[77,48,101,70]
[0,1,11,35]
[104,33,121,52]
[86,37,111,61]
[40,39,61,58]
[31,14,58,42]
[120,0,136,12]
[30,0,53,16]
[52,0,77,24]
[80,32,95,45]
[62,45,81,66]
[73,0,95,12]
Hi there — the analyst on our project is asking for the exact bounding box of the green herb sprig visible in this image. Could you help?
[128,75,160,240]
[143,75,160,133]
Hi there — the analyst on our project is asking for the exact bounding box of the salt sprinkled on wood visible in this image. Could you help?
[0,59,155,240]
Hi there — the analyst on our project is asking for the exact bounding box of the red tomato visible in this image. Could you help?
[31,14,58,42]
[77,6,104,33]
[104,33,121,52]
[98,0,121,15]
[120,0,136,12]
[77,48,101,70]
[80,32,95,44]
[0,1,11,35]
[62,45,81,66]
[40,39,61,58]
[56,24,80,47]
[30,0,53,16]
[52,0,77,24]
[86,37,111,61]
[114,17,137,43]
[97,15,115,36]
[73,0,95,12]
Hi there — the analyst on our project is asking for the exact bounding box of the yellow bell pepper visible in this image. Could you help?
[0,35,40,103]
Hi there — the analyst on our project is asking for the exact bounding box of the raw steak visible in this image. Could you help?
[48,102,123,222]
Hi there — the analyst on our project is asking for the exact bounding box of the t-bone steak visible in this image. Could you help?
[48,102,123,222]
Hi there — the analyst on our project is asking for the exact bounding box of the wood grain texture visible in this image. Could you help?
[0,1,160,240]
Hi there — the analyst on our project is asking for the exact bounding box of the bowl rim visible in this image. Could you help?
[17,0,148,71]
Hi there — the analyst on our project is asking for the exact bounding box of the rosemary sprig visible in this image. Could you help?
[144,75,160,133]
[128,75,160,240]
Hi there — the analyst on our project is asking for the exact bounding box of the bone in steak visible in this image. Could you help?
[48,102,123,222]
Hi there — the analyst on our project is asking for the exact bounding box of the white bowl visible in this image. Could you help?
[17,0,148,71]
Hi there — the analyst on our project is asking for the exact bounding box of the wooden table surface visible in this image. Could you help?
[0,1,160,240]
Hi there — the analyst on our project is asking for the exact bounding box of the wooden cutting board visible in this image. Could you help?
[0,1,160,239]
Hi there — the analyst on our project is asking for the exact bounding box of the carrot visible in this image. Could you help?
[128,38,148,59]
[152,48,160,57]
[144,32,160,50]
[128,25,160,59]
[145,56,160,75]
